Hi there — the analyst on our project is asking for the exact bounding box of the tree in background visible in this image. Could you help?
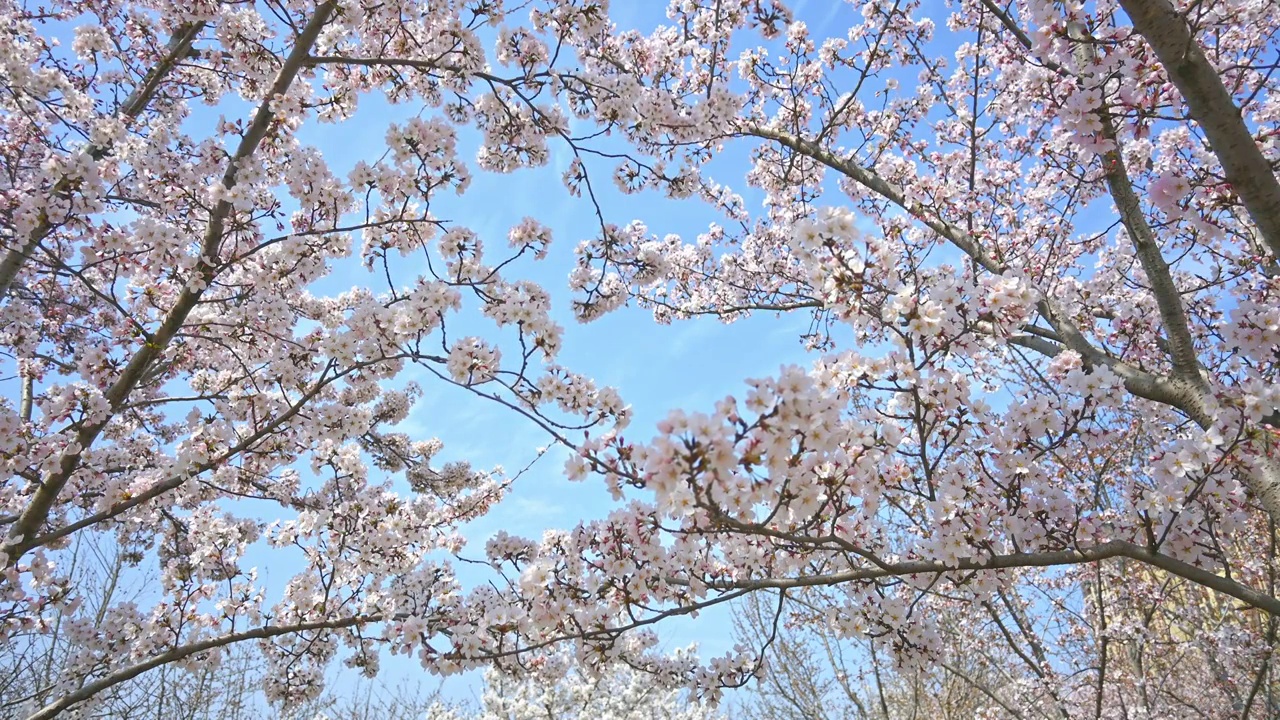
[2,0,1280,717]
[424,657,723,720]
[732,591,994,720]
[0,533,272,719]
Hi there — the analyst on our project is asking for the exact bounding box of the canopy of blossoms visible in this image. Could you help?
[1,0,1278,718]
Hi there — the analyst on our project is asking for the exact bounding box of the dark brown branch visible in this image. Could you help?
[688,541,1280,616]
[1067,20,1205,384]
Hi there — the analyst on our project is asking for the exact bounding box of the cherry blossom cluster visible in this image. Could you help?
[421,654,724,720]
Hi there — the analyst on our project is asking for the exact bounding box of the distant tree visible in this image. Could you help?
[733,591,1007,720]
[292,678,441,720]
[425,658,724,720]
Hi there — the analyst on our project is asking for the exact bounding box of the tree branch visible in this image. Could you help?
[1,3,337,570]
[0,22,206,299]
[1119,0,1280,260]
[690,541,1280,616]
[25,615,373,720]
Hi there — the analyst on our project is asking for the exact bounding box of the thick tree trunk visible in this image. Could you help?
[1119,0,1280,260]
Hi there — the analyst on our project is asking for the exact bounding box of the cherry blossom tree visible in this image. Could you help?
[4,0,1280,717]
[0,533,271,718]
[424,657,724,720]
